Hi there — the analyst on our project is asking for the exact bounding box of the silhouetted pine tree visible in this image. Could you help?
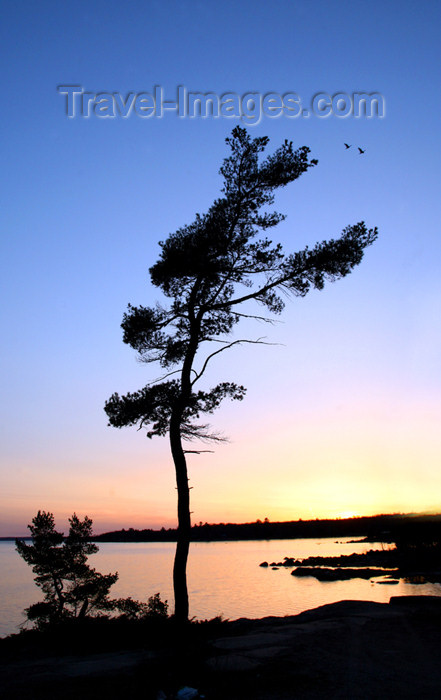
[105,127,378,622]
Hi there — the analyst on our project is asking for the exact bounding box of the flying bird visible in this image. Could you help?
[344,143,351,149]
[358,147,365,154]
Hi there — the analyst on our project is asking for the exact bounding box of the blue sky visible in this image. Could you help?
[1,0,440,535]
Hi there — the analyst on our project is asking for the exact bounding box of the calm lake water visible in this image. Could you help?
[2,537,441,637]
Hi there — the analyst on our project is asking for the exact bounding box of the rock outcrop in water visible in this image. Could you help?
[260,548,441,583]
[260,549,396,574]
[290,566,399,581]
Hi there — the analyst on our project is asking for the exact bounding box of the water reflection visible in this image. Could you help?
[1,537,440,636]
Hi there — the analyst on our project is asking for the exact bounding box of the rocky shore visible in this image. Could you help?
[2,596,441,699]
[259,548,441,583]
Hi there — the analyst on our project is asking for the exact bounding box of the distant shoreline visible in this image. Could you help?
[3,512,440,543]
[93,512,441,543]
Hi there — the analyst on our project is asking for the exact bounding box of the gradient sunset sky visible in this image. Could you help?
[1,1,440,536]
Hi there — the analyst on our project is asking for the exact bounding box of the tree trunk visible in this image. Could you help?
[170,304,201,623]
[170,411,191,623]
[78,598,89,618]
[53,575,65,618]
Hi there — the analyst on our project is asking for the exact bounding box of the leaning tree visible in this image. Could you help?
[105,126,377,622]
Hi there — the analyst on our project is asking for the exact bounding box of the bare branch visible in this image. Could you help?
[192,337,280,385]
[183,449,215,454]
[232,311,282,324]
[181,423,229,443]
[202,337,237,344]
[145,367,198,386]
[136,352,166,365]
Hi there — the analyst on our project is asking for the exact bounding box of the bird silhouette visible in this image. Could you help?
[344,143,351,149]
[358,147,365,154]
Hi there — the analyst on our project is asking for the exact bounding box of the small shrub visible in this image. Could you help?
[16,511,168,629]
[146,592,169,618]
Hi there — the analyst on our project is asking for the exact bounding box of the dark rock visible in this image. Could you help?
[293,549,398,569]
[390,595,441,609]
[291,567,399,581]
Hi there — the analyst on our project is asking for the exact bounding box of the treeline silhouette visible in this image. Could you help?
[94,513,441,543]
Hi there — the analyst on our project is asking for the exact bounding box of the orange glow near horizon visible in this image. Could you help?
[2,372,441,537]
[336,511,359,520]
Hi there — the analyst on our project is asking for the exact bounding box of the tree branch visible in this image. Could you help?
[183,449,215,454]
[192,337,280,385]
[209,274,289,311]
[146,367,198,385]
[232,311,282,324]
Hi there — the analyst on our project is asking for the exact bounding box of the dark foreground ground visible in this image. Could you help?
[2,596,441,699]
